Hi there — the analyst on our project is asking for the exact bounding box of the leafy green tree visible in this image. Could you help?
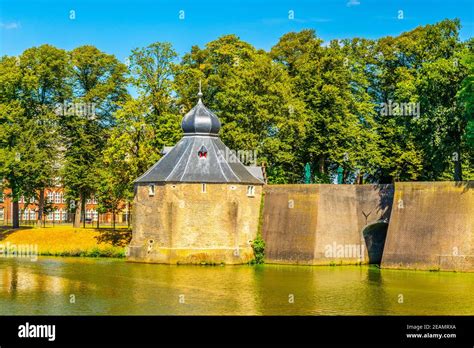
[98,42,183,223]
[175,35,306,183]
[336,19,470,182]
[61,45,128,227]
[456,38,474,180]
[129,42,182,150]
[100,98,160,217]
[18,45,69,219]
[271,30,381,183]
[0,45,68,228]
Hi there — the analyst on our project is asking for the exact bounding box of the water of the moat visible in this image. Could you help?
[0,257,472,315]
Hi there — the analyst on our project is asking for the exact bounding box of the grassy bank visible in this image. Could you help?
[0,225,131,258]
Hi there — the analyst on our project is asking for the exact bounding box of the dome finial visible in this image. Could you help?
[197,79,203,99]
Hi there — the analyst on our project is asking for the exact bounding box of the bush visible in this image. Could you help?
[251,236,265,264]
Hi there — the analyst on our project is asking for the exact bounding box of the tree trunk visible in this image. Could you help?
[38,189,44,221]
[73,198,82,228]
[454,148,462,181]
[12,199,19,229]
[318,156,326,174]
[82,195,86,229]
[112,209,116,231]
[127,201,131,229]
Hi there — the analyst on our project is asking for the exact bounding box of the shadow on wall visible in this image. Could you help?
[362,221,389,264]
[373,184,394,222]
[455,181,473,193]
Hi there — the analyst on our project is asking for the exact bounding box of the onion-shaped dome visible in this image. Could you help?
[181,90,221,136]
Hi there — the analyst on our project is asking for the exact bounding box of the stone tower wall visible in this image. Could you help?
[128,183,262,264]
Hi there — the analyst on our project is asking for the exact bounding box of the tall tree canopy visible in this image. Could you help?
[0,19,472,228]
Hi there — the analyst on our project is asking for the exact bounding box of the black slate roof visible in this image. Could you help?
[135,97,264,185]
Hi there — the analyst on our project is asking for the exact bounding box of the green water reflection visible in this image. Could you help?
[0,257,473,315]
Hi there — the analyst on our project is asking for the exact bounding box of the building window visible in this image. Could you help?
[61,209,67,221]
[47,191,54,203]
[92,210,98,221]
[30,209,36,220]
[54,211,61,221]
[23,209,29,220]
[47,212,53,220]
[55,192,61,204]
[148,184,155,196]
[0,208,4,221]
[201,183,207,193]
[247,185,255,197]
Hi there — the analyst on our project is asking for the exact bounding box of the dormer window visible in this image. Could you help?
[198,145,208,159]
[148,184,155,196]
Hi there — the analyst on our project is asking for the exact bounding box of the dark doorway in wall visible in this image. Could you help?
[362,221,389,264]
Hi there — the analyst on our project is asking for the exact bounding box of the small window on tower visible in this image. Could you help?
[148,184,155,196]
[198,145,208,159]
[247,185,255,197]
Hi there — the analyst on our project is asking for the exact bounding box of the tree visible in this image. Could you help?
[100,97,161,222]
[175,35,307,183]
[61,45,128,228]
[271,30,381,183]
[369,19,470,182]
[129,42,182,150]
[0,45,68,228]
[18,45,69,220]
[98,42,181,223]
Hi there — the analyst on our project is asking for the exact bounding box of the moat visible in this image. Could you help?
[0,257,473,315]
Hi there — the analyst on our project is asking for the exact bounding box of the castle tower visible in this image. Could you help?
[127,87,264,264]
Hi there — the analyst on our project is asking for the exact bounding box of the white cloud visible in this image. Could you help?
[0,21,21,30]
[347,0,361,7]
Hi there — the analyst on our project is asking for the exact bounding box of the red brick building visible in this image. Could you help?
[0,187,129,225]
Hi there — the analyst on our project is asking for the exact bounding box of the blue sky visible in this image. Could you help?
[1,0,473,62]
